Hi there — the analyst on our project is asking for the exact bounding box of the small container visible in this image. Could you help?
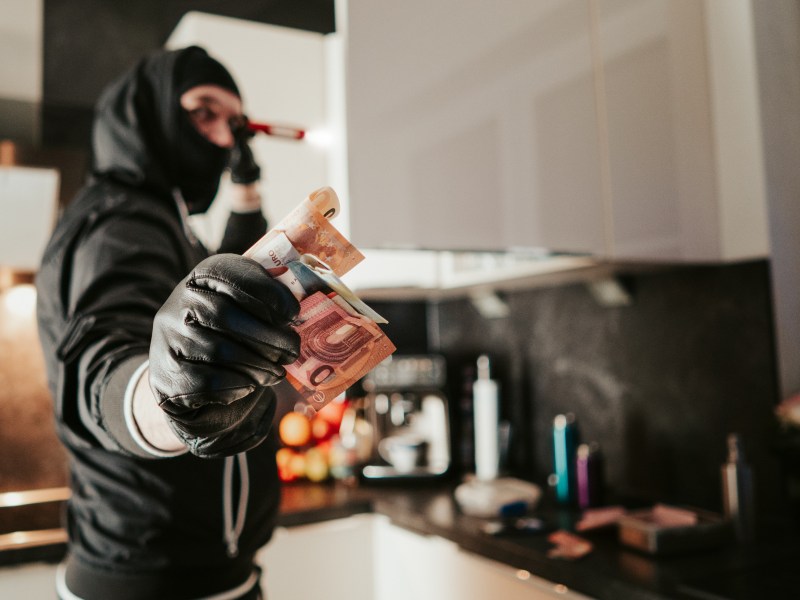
[721,433,756,542]
[576,442,603,509]
[552,414,577,504]
[618,505,732,555]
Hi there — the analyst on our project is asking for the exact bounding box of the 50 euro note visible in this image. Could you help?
[244,187,395,414]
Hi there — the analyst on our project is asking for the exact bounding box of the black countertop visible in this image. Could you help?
[4,480,800,599]
[278,481,800,600]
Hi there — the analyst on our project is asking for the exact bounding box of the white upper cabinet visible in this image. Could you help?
[341,0,771,261]
[595,0,769,261]
[343,0,606,255]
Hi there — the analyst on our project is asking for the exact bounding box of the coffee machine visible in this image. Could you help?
[360,355,451,480]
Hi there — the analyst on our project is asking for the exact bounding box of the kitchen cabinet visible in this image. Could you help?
[257,514,592,600]
[0,562,58,597]
[257,515,376,600]
[344,0,606,256]
[372,517,592,600]
[342,0,771,262]
[167,3,776,265]
[594,0,768,261]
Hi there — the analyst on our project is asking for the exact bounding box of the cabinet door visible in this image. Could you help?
[596,0,771,262]
[373,518,593,600]
[257,515,376,600]
[594,0,720,260]
[345,0,606,255]
[0,562,58,597]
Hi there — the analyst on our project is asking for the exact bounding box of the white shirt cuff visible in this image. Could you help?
[123,359,188,458]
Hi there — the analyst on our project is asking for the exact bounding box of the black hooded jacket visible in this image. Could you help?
[36,47,278,599]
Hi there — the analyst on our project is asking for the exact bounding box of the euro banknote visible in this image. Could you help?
[283,291,395,410]
[244,187,395,413]
[245,186,364,277]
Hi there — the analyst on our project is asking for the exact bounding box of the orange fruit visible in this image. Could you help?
[288,453,306,478]
[304,447,329,482]
[310,416,334,442]
[279,412,312,447]
[276,448,294,469]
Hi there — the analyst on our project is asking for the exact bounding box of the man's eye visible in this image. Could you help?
[188,107,214,123]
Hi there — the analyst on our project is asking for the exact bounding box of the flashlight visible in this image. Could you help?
[247,120,306,141]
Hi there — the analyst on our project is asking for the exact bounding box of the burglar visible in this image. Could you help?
[36,46,299,600]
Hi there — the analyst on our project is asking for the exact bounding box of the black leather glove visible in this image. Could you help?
[228,115,261,184]
[149,254,300,458]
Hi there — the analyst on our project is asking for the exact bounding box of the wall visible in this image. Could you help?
[377,259,783,516]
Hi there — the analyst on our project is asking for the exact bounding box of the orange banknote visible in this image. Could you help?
[245,187,364,277]
[284,291,396,413]
[245,187,395,413]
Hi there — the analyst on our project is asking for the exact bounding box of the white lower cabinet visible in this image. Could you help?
[258,514,594,600]
[257,514,377,600]
[0,516,594,599]
[0,561,59,597]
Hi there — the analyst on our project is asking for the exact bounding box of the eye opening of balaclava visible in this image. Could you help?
[171,46,242,214]
[92,46,243,215]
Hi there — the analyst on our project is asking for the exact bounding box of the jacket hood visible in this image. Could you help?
[91,46,239,214]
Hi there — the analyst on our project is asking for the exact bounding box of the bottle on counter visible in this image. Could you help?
[552,413,578,505]
[721,432,755,542]
[473,355,500,481]
[576,442,604,509]
[455,355,543,519]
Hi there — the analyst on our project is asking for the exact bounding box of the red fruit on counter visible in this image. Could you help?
[317,399,347,428]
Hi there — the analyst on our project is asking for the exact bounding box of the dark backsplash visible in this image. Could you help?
[0,259,784,524]
[372,259,784,516]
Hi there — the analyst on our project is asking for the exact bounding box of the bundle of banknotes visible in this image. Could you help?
[244,187,396,414]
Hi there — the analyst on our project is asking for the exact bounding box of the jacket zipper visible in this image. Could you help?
[222,453,249,557]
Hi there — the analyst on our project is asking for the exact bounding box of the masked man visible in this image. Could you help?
[37,46,298,600]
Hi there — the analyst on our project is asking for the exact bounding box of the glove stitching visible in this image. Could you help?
[163,383,257,404]
[166,349,288,377]
[183,306,299,361]
[167,343,288,378]
[188,276,294,321]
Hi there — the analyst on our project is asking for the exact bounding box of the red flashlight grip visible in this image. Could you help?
[247,121,306,140]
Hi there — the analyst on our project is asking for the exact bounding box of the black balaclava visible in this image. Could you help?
[92,46,241,214]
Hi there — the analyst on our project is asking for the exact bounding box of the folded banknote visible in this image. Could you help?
[244,187,396,413]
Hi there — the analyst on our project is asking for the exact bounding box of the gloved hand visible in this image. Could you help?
[149,254,300,458]
[228,115,261,184]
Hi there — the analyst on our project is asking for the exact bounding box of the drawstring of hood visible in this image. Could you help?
[222,453,250,558]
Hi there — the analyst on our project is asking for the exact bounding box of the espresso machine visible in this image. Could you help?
[360,355,451,480]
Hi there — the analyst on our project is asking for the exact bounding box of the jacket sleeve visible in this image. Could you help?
[58,200,192,458]
[217,210,268,255]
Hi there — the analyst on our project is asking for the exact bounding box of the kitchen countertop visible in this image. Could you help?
[279,480,800,600]
[4,480,800,599]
